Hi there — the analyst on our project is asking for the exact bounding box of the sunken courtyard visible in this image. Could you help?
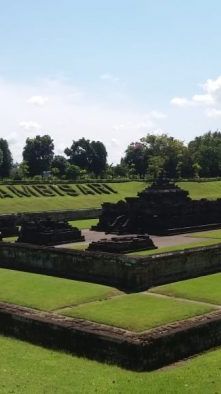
[1,180,221,372]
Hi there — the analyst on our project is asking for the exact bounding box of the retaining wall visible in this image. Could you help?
[0,242,221,291]
[0,302,221,371]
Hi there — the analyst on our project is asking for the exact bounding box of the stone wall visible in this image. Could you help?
[0,302,221,371]
[0,242,221,291]
[0,242,135,290]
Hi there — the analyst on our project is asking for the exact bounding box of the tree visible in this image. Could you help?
[65,138,107,176]
[89,141,107,176]
[147,156,165,179]
[112,162,130,177]
[188,131,221,177]
[123,134,187,178]
[0,139,13,177]
[124,142,147,177]
[141,134,186,178]
[51,155,68,177]
[65,164,81,180]
[23,135,54,176]
[11,161,29,180]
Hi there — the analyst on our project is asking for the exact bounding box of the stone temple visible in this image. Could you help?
[17,219,85,245]
[93,177,221,235]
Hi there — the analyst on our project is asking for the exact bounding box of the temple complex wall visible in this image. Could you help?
[0,242,221,291]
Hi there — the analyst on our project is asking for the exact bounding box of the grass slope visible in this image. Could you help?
[1,336,221,393]
[1,180,221,213]
[62,293,214,331]
[188,229,221,239]
[0,182,145,213]
[178,180,221,200]
[152,273,221,305]
[0,268,120,311]
[69,218,98,229]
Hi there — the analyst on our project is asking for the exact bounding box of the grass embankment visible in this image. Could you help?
[187,229,221,239]
[1,335,221,393]
[178,180,221,200]
[152,273,221,306]
[0,182,145,214]
[69,218,98,229]
[62,293,214,331]
[0,268,120,311]
[1,180,221,214]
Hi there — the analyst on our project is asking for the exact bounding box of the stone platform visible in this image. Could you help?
[87,234,157,253]
[17,219,85,246]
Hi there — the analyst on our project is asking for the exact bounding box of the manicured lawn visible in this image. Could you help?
[2,180,221,214]
[2,236,17,242]
[129,238,221,256]
[0,336,221,393]
[178,180,221,200]
[151,273,221,305]
[62,293,214,332]
[0,182,145,213]
[188,229,221,239]
[60,242,88,250]
[0,268,120,311]
[69,218,99,229]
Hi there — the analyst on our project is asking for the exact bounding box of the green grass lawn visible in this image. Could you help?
[62,293,214,332]
[69,218,99,229]
[0,182,145,213]
[178,180,221,200]
[188,229,221,239]
[0,268,120,311]
[60,242,89,250]
[2,236,17,242]
[151,273,221,306]
[2,180,221,214]
[129,238,221,256]
[0,335,221,393]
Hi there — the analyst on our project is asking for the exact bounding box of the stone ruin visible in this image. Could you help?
[0,216,19,238]
[17,219,85,246]
[93,176,221,235]
[87,234,157,253]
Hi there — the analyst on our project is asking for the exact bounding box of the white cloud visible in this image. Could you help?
[170,97,193,107]
[202,76,221,94]
[206,108,221,118]
[19,121,41,131]
[171,75,221,109]
[149,110,167,119]
[100,73,119,82]
[27,95,48,106]
[110,138,120,146]
[0,77,166,164]
[192,94,214,106]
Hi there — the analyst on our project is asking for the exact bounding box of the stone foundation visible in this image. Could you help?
[0,302,221,371]
[0,242,221,291]
[87,235,157,253]
[17,220,85,245]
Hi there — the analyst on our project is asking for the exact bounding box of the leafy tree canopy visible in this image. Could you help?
[0,139,13,178]
[65,138,107,176]
[188,131,221,177]
[23,135,54,176]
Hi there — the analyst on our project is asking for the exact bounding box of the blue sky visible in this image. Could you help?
[1,0,221,163]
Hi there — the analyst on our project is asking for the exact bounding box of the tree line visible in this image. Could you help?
[1,131,221,180]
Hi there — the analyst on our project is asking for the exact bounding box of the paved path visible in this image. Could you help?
[56,229,210,250]
[82,229,209,248]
